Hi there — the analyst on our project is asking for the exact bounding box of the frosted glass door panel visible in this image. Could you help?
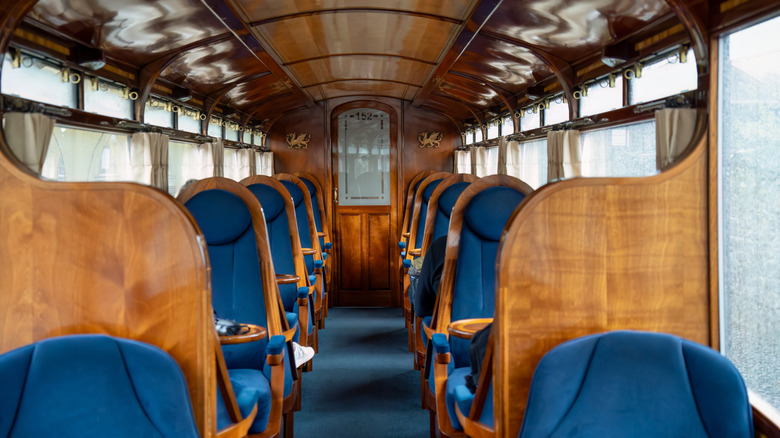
[337,108,390,205]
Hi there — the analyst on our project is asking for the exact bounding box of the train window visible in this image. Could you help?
[225,121,240,142]
[145,99,174,128]
[501,115,514,135]
[168,140,204,195]
[208,116,223,138]
[256,151,273,176]
[41,125,131,182]
[718,14,780,411]
[544,95,569,126]
[178,108,201,134]
[1,51,77,108]
[505,138,547,189]
[581,120,656,177]
[455,149,471,174]
[579,75,624,117]
[84,78,133,120]
[487,121,500,139]
[520,107,540,132]
[629,48,697,105]
[252,132,264,146]
[474,128,483,143]
[242,129,250,144]
[336,108,390,205]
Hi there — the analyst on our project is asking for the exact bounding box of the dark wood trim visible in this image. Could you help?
[303,78,423,89]
[248,8,462,27]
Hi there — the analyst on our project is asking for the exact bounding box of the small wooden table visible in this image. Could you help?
[448,318,493,340]
[219,323,267,345]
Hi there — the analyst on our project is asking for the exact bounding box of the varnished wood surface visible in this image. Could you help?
[406,171,452,258]
[420,173,478,255]
[447,318,492,339]
[276,274,300,284]
[219,323,267,345]
[493,134,711,438]
[400,170,436,246]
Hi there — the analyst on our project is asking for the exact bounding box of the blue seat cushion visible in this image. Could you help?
[444,367,471,431]
[519,331,753,438]
[0,334,198,438]
[217,368,272,434]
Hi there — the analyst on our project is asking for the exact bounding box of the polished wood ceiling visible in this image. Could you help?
[21,0,676,126]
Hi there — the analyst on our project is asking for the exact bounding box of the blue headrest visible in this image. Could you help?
[186,189,251,245]
[246,183,286,222]
[438,182,471,218]
[298,177,316,197]
[0,334,199,437]
[464,186,525,241]
[520,331,753,438]
[279,180,303,207]
[422,178,444,203]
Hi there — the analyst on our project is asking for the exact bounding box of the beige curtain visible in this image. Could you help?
[258,151,274,176]
[198,142,214,179]
[656,108,697,171]
[505,140,522,178]
[211,138,224,177]
[547,130,581,182]
[130,132,169,189]
[248,149,257,176]
[237,148,252,180]
[497,136,509,175]
[454,149,471,174]
[3,112,55,174]
[473,146,489,177]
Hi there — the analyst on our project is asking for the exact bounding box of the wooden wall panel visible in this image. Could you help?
[269,104,328,194]
[368,213,391,290]
[401,103,458,198]
[338,213,362,291]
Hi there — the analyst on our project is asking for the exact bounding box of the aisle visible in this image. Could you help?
[295,307,429,437]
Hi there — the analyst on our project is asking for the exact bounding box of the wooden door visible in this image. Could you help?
[331,104,397,306]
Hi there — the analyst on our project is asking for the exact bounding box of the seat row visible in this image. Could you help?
[398,170,754,438]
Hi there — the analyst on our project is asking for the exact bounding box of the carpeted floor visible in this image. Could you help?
[294,307,430,437]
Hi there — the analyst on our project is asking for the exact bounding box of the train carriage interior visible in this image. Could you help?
[0,0,778,437]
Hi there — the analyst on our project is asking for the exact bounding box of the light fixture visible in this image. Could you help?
[72,45,105,71]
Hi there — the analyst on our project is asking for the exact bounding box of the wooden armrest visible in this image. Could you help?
[408,248,421,257]
[447,318,493,340]
[276,273,300,284]
[317,232,326,237]
[281,327,296,342]
[219,324,267,345]
[301,248,317,255]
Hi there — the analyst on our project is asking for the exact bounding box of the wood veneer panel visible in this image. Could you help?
[368,213,391,290]
[234,0,476,23]
[339,213,362,290]
[288,56,434,88]
[495,134,710,438]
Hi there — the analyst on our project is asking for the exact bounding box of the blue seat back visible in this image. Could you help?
[450,186,526,365]
[185,189,269,368]
[279,180,314,274]
[519,331,753,438]
[246,183,298,311]
[415,178,444,249]
[0,334,199,438]
[297,176,325,248]
[431,181,471,242]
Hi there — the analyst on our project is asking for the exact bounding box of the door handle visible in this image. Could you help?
[334,188,338,205]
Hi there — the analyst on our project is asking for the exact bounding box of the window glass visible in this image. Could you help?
[242,129,251,144]
[84,77,133,120]
[208,117,223,138]
[168,140,202,196]
[41,125,131,182]
[252,132,264,146]
[520,107,541,132]
[544,95,569,126]
[719,15,780,411]
[145,99,173,128]
[337,108,391,205]
[509,138,547,189]
[581,121,656,177]
[501,115,514,135]
[223,148,239,181]
[225,120,240,142]
[1,52,77,108]
[580,75,624,117]
[178,107,201,134]
[474,128,483,143]
[630,48,697,104]
[487,121,500,140]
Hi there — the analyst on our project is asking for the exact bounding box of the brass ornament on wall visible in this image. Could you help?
[417,131,442,148]
[286,132,311,149]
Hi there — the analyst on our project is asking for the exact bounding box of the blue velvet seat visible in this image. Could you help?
[183,183,294,433]
[517,331,753,438]
[427,176,532,436]
[0,334,199,437]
